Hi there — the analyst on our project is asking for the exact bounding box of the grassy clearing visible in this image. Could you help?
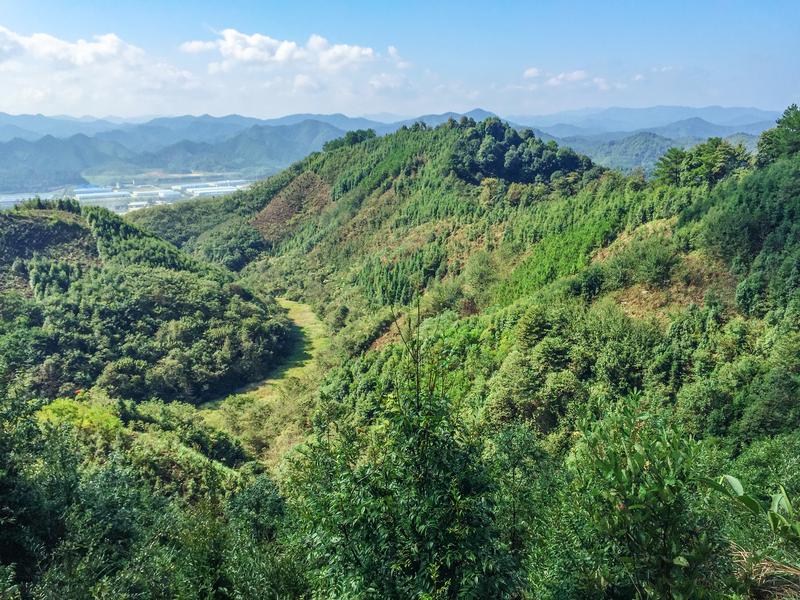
[240,298,329,399]
[202,298,328,407]
[199,298,329,465]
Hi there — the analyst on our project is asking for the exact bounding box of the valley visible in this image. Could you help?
[2,1,798,596]
[2,104,800,597]
[199,298,329,465]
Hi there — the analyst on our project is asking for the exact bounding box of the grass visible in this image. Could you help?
[199,298,330,466]
[240,298,329,399]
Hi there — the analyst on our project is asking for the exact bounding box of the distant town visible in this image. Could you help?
[0,178,254,213]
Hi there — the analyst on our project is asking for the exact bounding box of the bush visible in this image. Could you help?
[570,395,725,597]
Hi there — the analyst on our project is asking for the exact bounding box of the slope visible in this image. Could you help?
[0,199,291,404]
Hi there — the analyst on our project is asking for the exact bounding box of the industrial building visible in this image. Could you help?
[131,189,174,199]
[189,186,241,197]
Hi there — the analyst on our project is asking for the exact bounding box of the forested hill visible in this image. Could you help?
[129,115,755,350]
[0,200,290,404]
[4,105,800,598]
[130,117,603,341]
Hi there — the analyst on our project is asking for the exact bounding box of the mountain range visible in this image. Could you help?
[0,106,779,192]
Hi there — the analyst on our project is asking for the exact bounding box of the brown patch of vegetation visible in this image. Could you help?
[730,544,800,599]
[251,171,330,245]
[369,312,406,351]
[0,211,96,264]
[0,210,100,293]
[593,217,677,263]
[613,251,737,321]
[337,186,400,246]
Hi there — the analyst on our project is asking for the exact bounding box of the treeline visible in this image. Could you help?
[450,117,599,184]
[322,128,377,151]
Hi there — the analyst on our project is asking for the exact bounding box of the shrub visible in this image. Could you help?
[570,395,724,598]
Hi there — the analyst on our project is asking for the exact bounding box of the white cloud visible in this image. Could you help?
[369,72,406,92]
[179,40,216,53]
[0,25,696,119]
[173,29,425,112]
[182,29,374,73]
[545,69,588,86]
[523,66,541,79]
[0,26,144,67]
[0,25,196,115]
[388,45,411,69]
[292,73,319,92]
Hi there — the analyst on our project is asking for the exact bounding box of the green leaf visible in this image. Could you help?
[721,474,744,497]
[699,477,728,495]
[736,494,765,517]
[673,556,689,567]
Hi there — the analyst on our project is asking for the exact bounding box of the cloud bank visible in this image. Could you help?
[0,24,674,117]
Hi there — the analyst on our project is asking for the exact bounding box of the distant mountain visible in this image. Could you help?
[0,106,780,191]
[559,128,764,174]
[0,134,137,192]
[393,109,498,129]
[725,132,759,152]
[562,132,677,172]
[642,117,773,139]
[0,120,345,192]
[94,115,267,152]
[509,105,780,132]
[259,113,386,132]
[0,112,122,138]
[528,113,775,173]
[536,123,606,138]
[362,112,412,123]
[137,120,344,175]
[0,124,40,143]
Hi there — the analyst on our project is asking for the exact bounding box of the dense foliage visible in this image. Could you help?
[0,205,290,404]
[4,106,800,598]
[322,128,378,151]
[450,117,597,184]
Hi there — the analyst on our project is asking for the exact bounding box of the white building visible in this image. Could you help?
[131,189,173,199]
[73,185,112,194]
[75,191,131,202]
[189,186,241,197]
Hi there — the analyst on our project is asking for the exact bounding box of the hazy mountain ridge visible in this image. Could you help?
[0,120,347,192]
[0,106,779,192]
[509,104,780,130]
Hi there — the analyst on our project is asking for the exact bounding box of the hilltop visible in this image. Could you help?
[0,106,777,192]
[0,200,291,403]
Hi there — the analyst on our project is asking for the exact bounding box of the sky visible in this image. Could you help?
[0,0,797,119]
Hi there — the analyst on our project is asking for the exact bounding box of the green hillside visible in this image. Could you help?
[3,105,800,598]
[0,200,291,404]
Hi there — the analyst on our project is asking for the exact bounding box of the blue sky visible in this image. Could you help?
[0,0,797,117]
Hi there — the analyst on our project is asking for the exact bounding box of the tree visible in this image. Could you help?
[570,395,723,598]
[289,323,517,598]
[323,129,377,151]
[463,250,497,307]
[757,104,800,166]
